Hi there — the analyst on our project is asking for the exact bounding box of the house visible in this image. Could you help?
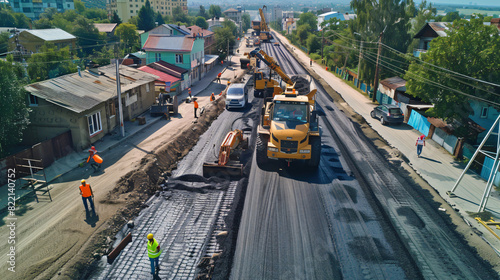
[138,60,188,93]
[126,51,147,67]
[140,24,191,48]
[94,23,118,35]
[283,18,297,35]
[24,65,158,150]
[223,7,241,24]
[142,34,205,86]
[412,22,450,57]
[187,25,215,54]
[9,28,76,56]
[317,11,357,30]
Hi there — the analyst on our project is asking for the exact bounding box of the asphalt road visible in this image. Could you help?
[230,41,497,279]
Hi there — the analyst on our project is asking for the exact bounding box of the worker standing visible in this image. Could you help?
[193,99,199,118]
[310,59,312,66]
[147,234,161,275]
[217,72,222,83]
[79,179,95,213]
[210,92,215,101]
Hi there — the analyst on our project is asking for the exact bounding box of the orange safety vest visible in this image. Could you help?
[218,73,221,77]
[80,183,92,198]
[194,100,199,109]
[210,93,215,101]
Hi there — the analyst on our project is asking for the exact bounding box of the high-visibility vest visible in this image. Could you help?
[210,93,215,101]
[194,100,199,109]
[79,184,92,198]
[147,239,161,258]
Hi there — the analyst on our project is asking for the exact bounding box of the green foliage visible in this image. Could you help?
[195,16,208,29]
[91,45,116,67]
[33,18,53,29]
[310,53,321,60]
[307,34,321,54]
[242,13,251,32]
[138,0,155,32]
[172,6,191,25]
[82,8,107,21]
[74,0,86,13]
[27,43,77,82]
[198,5,209,19]
[296,25,309,45]
[115,23,138,51]
[297,12,317,31]
[111,11,122,24]
[407,0,436,53]
[222,19,238,36]
[40,7,58,20]
[209,5,222,18]
[0,60,30,157]
[155,12,165,25]
[0,32,9,55]
[128,16,138,26]
[213,26,235,60]
[72,16,104,56]
[13,13,31,28]
[404,19,500,131]
[52,14,74,33]
[442,11,462,22]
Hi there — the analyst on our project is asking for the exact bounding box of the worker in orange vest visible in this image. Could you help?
[193,99,199,118]
[210,92,215,101]
[87,146,101,172]
[217,72,222,83]
[79,179,95,213]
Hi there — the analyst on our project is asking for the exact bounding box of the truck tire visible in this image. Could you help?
[307,136,321,168]
[256,134,268,167]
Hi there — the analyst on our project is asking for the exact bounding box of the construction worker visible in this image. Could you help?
[193,99,199,118]
[147,234,161,275]
[217,72,222,83]
[227,80,231,86]
[79,179,95,213]
[310,59,312,66]
[188,88,192,99]
[210,92,215,101]
[87,146,101,172]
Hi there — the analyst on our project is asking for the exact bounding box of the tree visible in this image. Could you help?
[0,9,16,27]
[33,18,53,29]
[13,13,30,28]
[0,31,10,54]
[213,26,235,60]
[0,60,30,157]
[407,0,436,53]
[404,19,500,134]
[307,34,321,54]
[27,43,77,81]
[297,12,317,31]
[198,5,209,19]
[115,23,138,51]
[155,12,165,25]
[442,11,461,22]
[83,8,108,21]
[195,16,208,29]
[74,0,85,13]
[242,13,251,32]
[208,5,222,19]
[111,11,122,25]
[297,25,309,45]
[222,19,238,36]
[350,0,414,83]
[40,7,58,20]
[172,6,190,25]
[52,13,73,32]
[137,0,155,31]
[72,16,103,56]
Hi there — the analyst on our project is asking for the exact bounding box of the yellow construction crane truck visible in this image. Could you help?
[259,6,272,42]
[256,86,321,168]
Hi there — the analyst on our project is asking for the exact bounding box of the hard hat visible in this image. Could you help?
[81,179,86,183]
[147,233,154,240]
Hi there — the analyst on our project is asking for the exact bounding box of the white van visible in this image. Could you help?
[225,83,248,109]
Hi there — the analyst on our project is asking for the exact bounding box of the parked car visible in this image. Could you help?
[370,104,404,125]
[225,83,248,109]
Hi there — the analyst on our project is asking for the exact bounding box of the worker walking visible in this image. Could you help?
[217,72,222,83]
[193,99,199,118]
[210,92,215,102]
[87,146,102,172]
[79,179,95,213]
[416,135,426,158]
[147,234,161,275]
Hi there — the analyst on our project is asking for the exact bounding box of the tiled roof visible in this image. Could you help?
[187,25,214,37]
[143,35,194,52]
[138,65,180,84]
[94,23,118,33]
[25,65,157,113]
[147,60,188,78]
[224,8,238,13]
[26,28,75,41]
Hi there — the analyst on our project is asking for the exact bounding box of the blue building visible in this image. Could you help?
[9,0,74,20]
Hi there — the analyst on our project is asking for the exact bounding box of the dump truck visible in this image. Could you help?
[255,86,321,168]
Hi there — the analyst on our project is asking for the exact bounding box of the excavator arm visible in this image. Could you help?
[217,129,244,166]
[249,49,294,86]
[202,129,246,178]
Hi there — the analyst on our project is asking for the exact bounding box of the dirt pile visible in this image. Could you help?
[291,75,311,95]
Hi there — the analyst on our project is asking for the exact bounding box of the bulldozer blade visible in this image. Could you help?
[202,163,243,179]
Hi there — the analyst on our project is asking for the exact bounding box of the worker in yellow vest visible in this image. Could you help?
[79,179,94,213]
[147,233,161,275]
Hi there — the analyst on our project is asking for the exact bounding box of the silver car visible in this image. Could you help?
[225,83,248,109]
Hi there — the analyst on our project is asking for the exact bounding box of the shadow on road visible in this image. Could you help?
[419,156,442,164]
[84,210,100,227]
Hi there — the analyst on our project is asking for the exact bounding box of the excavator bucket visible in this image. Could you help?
[202,162,243,179]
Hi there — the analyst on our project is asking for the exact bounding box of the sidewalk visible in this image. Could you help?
[0,60,240,212]
[273,31,500,252]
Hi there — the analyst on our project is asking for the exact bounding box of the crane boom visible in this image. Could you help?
[249,49,294,86]
[259,7,269,32]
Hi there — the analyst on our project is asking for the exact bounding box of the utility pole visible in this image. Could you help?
[372,27,386,103]
[227,38,229,65]
[357,40,363,81]
[115,44,125,137]
[321,28,325,62]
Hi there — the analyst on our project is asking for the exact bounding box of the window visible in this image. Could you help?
[481,107,489,119]
[136,4,138,7]
[88,112,102,136]
[155,53,161,61]
[28,94,38,106]
[130,4,132,7]
[175,54,183,64]
[131,10,133,13]
[146,83,150,92]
